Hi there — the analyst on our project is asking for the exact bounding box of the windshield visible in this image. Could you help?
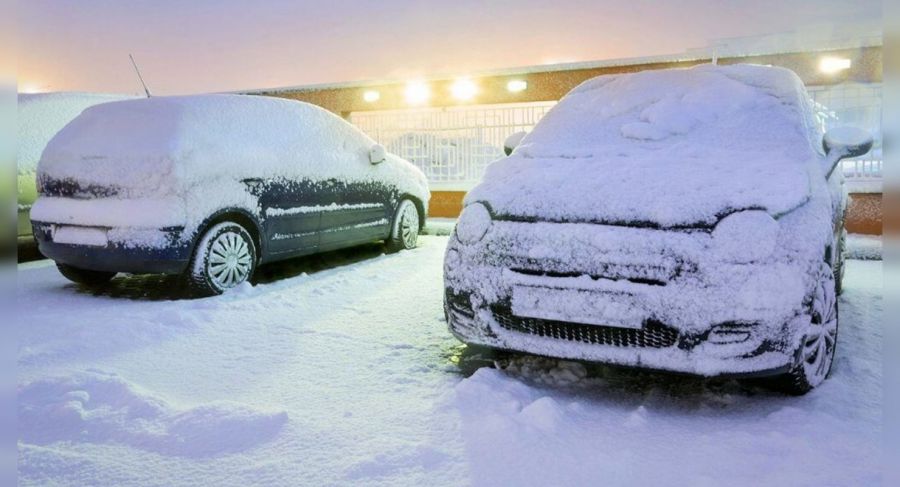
[517,64,820,166]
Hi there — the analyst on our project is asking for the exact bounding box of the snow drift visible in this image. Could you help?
[18,371,288,457]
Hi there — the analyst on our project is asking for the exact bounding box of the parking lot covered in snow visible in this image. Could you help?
[16,235,882,486]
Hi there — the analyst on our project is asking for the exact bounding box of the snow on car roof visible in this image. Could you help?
[41,94,375,179]
[37,94,393,193]
[469,64,823,227]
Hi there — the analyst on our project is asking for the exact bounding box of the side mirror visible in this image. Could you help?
[503,131,527,156]
[822,127,873,179]
[823,127,874,159]
[369,144,386,165]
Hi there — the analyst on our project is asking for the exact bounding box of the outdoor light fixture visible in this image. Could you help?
[405,81,430,104]
[451,78,478,101]
[507,80,528,93]
[819,57,851,74]
[363,90,380,103]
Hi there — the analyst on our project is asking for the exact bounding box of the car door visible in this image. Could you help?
[257,177,323,256]
[313,127,393,250]
[317,175,393,251]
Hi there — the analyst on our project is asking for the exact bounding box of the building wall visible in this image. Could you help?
[253,47,881,114]
[846,193,882,235]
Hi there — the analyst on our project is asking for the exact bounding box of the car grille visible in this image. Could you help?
[491,305,678,348]
[484,221,705,286]
[446,292,475,319]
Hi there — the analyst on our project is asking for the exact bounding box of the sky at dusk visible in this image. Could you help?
[18,0,882,95]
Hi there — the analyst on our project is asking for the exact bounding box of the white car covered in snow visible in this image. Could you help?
[444,64,872,393]
[31,95,429,295]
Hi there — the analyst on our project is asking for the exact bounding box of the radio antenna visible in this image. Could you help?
[129,54,152,98]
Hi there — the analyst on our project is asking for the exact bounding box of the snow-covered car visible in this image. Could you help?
[18,92,137,243]
[31,95,430,295]
[443,64,872,394]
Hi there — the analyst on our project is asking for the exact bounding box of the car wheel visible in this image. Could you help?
[387,199,420,252]
[56,263,116,286]
[188,222,257,296]
[777,261,839,395]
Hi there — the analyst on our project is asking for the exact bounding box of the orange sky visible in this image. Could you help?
[18,0,882,95]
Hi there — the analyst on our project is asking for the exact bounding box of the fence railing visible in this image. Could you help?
[841,159,882,180]
[351,102,557,188]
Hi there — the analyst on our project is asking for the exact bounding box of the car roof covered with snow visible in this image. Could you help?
[38,94,428,202]
[466,64,823,227]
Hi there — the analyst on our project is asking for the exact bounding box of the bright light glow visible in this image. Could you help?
[19,83,45,94]
[819,57,851,74]
[404,81,430,104]
[363,90,380,102]
[507,80,528,93]
[450,78,478,100]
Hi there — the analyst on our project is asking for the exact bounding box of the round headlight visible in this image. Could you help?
[712,210,779,263]
[456,203,492,244]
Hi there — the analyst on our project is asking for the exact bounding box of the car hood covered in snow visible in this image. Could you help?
[466,64,822,228]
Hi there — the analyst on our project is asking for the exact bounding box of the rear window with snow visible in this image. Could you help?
[19,92,137,177]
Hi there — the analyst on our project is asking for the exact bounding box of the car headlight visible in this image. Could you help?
[456,203,492,244]
[712,210,779,264]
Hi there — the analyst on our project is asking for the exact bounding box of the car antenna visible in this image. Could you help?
[129,53,152,98]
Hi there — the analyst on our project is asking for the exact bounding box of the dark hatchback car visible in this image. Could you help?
[31,95,430,295]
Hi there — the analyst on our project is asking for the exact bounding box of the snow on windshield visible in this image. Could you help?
[518,63,820,160]
[467,64,824,227]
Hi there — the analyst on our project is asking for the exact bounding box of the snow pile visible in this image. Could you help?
[18,371,287,457]
[846,233,881,260]
[32,95,429,241]
[422,217,456,236]
[467,64,822,227]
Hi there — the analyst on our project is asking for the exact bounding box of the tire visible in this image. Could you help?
[834,229,846,295]
[188,222,257,296]
[56,263,116,286]
[387,199,420,252]
[775,261,839,395]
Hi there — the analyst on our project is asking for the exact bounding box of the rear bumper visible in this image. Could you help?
[32,222,191,275]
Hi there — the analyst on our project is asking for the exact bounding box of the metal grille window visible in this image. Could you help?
[350,102,556,189]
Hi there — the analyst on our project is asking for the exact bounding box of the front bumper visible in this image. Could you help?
[446,291,800,378]
[444,220,812,378]
[32,221,191,274]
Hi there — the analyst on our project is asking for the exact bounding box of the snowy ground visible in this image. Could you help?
[17,236,882,486]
